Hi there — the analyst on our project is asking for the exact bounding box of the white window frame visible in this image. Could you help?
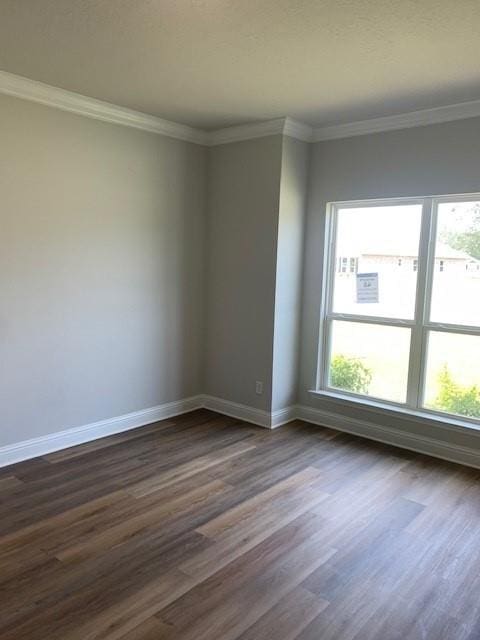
[316,193,480,426]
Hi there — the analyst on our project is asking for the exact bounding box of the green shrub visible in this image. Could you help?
[434,366,480,418]
[330,354,372,394]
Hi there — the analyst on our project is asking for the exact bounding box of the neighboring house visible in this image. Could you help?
[336,241,480,275]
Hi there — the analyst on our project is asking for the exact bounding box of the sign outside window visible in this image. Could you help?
[356,272,379,303]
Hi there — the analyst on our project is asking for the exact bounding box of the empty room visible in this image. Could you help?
[1,1,480,638]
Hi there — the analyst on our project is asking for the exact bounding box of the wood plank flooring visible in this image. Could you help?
[1,409,480,639]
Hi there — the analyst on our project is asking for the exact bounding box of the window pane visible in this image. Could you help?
[328,321,411,403]
[430,201,480,326]
[423,331,480,420]
[332,205,422,319]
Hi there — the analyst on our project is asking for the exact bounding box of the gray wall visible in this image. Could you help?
[271,136,309,412]
[300,116,480,448]
[204,136,283,411]
[0,94,206,447]
[3,89,480,454]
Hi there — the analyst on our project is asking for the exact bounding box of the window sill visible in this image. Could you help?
[308,389,480,436]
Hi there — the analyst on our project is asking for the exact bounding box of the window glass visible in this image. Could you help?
[332,205,422,319]
[321,196,480,424]
[328,321,411,403]
[423,331,480,419]
[430,201,480,327]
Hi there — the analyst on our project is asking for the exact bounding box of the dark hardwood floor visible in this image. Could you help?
[1,409,480,640]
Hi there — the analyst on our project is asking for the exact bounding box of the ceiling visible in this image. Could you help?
[1,0,480,130]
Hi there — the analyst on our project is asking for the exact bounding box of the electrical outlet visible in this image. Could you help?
[255,381,263,395]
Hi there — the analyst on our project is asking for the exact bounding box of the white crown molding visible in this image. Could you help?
[0,395,203,467]
[2,70,480,147]
[312,99,480,142]
[207,99,480,146]
[0,71,308,146]
[0,70,208,145]
[207,117,314,146]
[283,117,314,142]
[207,118,287,146]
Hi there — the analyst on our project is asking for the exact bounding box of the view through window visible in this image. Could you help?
[319,196,480,422]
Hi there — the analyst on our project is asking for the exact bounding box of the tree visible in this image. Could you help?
[330,354,372,394]
[435,365,480,419]
[444,203,480,260]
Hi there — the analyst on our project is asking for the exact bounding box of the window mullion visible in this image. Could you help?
[406,198,434,408]
[424,322,480,336]
[316,206,338,389]
[327,312,415,328]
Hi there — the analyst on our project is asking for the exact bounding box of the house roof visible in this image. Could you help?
[362,240,473,260]
[337,232,475,260]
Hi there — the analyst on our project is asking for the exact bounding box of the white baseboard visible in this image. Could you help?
[201,397,480,468]
[296,405,480,470]
[271,405,297,428]
[0,395,203,468]
[2,393,479,470]
[202,395,272,428]
[202,395,298,429]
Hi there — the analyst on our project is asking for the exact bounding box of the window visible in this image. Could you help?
[318,196,480,424]
[337,256,358,274]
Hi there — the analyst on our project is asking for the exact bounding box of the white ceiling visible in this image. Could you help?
[1,0,480,130]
